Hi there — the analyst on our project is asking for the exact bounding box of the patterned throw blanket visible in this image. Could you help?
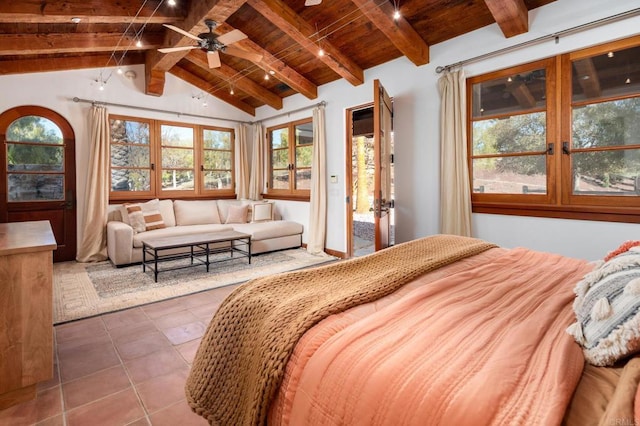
[185,235,497,425]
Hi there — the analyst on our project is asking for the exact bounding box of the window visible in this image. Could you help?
[110,117,153,196]
[6,116,65,202]
[468,36,640,223]
[266,118,313,199]
[109,115,235,200]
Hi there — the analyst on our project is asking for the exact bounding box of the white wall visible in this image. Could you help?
[1,0,639,260]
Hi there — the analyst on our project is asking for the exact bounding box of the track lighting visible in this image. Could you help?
[136,39,142,48]
[264,73,270,80]
[318,48,325,57]
[167,0,176,5]
[393,10,401,20]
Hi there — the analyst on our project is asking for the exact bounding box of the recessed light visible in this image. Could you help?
[71,17,81,24]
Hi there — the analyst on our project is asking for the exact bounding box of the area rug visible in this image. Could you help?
[53,248,336,324]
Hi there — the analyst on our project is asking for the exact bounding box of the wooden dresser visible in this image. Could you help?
[0,220,57,409]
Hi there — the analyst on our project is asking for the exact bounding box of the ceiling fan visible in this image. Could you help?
[159,19,263,68]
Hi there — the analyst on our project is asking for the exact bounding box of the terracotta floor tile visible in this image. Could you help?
[0,386,62,425]
[58,341,120,383]
[115,331,172,361]
[66,388,144,426]
[141,298,188,319]
[124,348,188,384]
[188,302,221,322]
[135,368,190,414]
[175,338,202,364]
[62,365,131,410]
[152,310,199,331]
[35,414,64,426]
[102,307,148,330]
[56,331,113,354]
[208,284,239,302]
[55,316,106,344]
[148,400,208,426]
[127,418,151,426]
[178,291,218,308]
[161,321,207,346]
[108,320,158,344]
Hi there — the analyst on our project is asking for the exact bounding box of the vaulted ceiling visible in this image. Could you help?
[0,0,555,116]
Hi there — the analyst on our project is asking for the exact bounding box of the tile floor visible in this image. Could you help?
[0,284,240,426]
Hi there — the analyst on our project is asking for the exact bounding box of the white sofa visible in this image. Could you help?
[106,199,303,266]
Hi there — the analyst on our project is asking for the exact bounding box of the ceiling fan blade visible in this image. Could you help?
[158,46,198,53]
[163,24,203,41]
[217,29,247,46]
[207,51,221,68]
[305,0,322,5]
[223,45,263,63]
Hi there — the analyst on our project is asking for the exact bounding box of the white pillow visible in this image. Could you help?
[173,200,221,226]
[225,204,249,224]
[251,202,273,222]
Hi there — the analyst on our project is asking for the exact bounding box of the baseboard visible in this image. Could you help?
[301,243,346,259]
[324,247,347,259]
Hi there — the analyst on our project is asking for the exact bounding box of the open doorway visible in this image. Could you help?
[345,104,395,257]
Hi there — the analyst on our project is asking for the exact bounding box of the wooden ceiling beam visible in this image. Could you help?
[350,0,429,66]
[145,0,247,96]
[506,80,536,109]
[169,66,255,116]
[483,0,528,38]
[216,22,318,100]
[0,53,145,75]
[0,33,164,55]
[0,1,185,24]
[185,51,283,110]
[247,0,364,86]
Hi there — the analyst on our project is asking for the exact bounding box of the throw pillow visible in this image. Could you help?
[123,200,166,233]
[142,208,166,231]
[226,204,249,224]
[567,246,640,366]
[125,204,146,233]
[252,202,273,223]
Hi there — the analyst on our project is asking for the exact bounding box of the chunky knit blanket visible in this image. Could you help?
[185,235,497,425]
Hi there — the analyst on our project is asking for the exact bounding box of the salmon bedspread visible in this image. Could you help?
[268,247,594,426]
[186,235,496,425]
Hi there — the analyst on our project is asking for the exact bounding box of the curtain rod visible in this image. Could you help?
[436,7,640,73]
[255,101,327,124]
[71,97,250,125]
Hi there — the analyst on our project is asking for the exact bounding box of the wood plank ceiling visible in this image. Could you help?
[0,0,555,116]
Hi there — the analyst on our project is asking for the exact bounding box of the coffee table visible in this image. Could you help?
[141,231,251,282]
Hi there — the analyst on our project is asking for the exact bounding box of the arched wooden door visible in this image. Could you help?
[0,106,76,262]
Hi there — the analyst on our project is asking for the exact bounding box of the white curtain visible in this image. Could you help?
[235,124,249,199]
[76,105,110,262]
[307,105,327,254]
[249,123,264,200]
[438,69,472,237]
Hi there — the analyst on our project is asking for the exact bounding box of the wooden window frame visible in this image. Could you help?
[109,115,156,201]
[265,117,312,201]
[200,125,236,197]
[468,36,640,224]
[109,115,236,201]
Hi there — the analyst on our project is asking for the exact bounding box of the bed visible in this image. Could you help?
[184,235,640,425]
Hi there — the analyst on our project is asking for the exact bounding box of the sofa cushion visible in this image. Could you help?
[217,199,252,223]
[226,205,249,224]
[158,199,176,227]
[174,200,221,226]
[132,223,234,248]
[120,199,161,227]
[232,221,303,241]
